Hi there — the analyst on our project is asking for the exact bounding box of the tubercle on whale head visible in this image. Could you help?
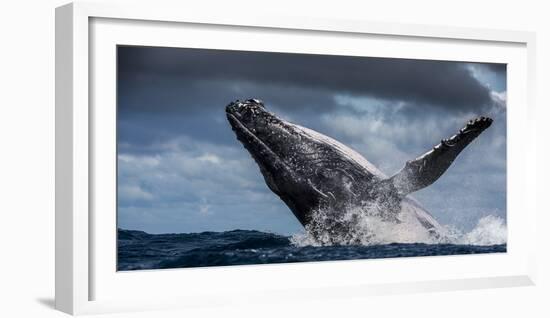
[226,98,265,115]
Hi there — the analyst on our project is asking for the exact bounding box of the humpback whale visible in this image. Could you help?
[226,99,493,243]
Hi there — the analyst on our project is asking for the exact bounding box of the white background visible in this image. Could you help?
[0,0,548,317]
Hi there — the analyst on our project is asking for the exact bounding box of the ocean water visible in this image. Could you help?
[117,227,506,271]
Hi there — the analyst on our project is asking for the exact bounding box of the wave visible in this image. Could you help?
[118,228,505,270]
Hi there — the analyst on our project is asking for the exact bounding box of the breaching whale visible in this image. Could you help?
[226,99,493,243]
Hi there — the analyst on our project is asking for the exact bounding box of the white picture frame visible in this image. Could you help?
[55,2,537,315]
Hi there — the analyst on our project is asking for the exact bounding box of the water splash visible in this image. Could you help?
[290,204,507,247]
[445,215,507,246]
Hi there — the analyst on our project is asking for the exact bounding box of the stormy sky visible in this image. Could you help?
[117,46,506,235]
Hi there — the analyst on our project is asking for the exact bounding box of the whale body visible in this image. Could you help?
[226,99,493,243]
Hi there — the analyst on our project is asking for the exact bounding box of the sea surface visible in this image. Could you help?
[117,229,506,271]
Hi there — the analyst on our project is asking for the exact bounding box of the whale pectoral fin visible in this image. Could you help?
[387,117,493,196]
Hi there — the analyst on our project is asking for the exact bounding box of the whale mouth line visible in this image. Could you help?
[226,113,268,151]
[226,112,292,174]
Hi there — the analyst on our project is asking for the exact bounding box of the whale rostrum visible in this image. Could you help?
[226,99,493,241]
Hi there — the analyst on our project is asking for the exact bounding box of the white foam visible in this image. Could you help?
[446,215,508,246]
[290,204,507,247]
[290,202,436,247]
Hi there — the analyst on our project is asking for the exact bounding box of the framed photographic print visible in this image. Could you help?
[116,46,506,271]
[56,2,537,315]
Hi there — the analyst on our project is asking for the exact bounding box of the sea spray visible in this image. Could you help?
[290,203,507,247]
[446,215,507,246]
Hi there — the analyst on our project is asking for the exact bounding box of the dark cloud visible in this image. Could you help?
[118,46,504,114]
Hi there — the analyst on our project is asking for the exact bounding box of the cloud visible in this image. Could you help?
[490,91,507,109]
[119,46,504,114]
[197,153,222,165]
[118,184,154,202]
[117,136,303,234]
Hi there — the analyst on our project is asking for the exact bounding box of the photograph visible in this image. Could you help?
[116,46,507,271]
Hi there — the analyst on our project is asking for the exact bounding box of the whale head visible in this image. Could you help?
[226,99,381,225]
